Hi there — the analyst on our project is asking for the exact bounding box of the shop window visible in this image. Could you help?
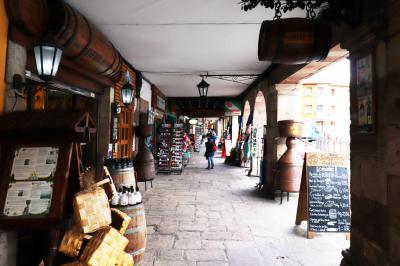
[46,89,72,110]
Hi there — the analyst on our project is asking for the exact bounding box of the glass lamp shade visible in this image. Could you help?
[33,42,62,82]
[197,78,209,97]
[121,82,134,106]
[189,119,198,125]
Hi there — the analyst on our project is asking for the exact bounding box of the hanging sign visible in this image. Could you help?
[295,152,351,239]
[157,96,166,111]
[224,101,242,116]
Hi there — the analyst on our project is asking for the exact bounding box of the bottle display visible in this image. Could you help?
[170,124,184,173]
[157,124,172,173]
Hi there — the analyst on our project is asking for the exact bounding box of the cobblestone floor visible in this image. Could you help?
[139,150,349,266]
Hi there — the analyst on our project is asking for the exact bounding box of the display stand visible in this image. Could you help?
[170,124,184,174]
[0,111,96,265]
[194,127,202,152]
[295,152,351,239]
[157,124,172,174]
[248,127,263,177]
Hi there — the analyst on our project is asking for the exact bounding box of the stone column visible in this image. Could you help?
[4,40,27,112]
[231,115,239,148]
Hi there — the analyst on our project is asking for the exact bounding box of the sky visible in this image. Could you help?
[301,59,350,85]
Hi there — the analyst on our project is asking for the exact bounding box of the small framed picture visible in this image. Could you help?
[355,52,375,134]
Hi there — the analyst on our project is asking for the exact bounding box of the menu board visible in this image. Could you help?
[2,147,59,217]
[306,153,350,232]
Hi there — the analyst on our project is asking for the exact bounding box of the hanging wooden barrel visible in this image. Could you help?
[51,3,122,79]
[117,204,147,266]
[109,167,137,189]
[5,0,48,36]
[258,18,332,64]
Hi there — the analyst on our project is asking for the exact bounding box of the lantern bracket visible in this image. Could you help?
[199,74,261,85]
[13,74,50,95]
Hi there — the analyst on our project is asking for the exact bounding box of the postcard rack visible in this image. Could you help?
[157,124,172,174]
[170,124,184,173]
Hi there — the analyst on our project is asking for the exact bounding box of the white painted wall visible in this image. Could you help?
[141,79,152,110]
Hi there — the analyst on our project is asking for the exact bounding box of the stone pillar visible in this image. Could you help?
[338,1,400,264]
[264,87,278,191]
[231,115,239,148]
[4,41,27,112]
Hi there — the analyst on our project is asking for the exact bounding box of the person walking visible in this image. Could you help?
[205,133,216,169]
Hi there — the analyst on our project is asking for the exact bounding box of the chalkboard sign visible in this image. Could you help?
[296,152,350,238]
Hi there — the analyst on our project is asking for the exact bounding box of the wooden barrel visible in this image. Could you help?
[117,204,147,266]
[109,167,137,189]
[5,0,48,36]
[51,3,122,78]
[258,18,331,64]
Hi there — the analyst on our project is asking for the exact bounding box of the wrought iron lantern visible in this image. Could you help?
[197,77,209,98]
[33,41,63,82]
[121,71,134,106]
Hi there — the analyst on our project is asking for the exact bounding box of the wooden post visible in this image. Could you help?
[96,87,111,180]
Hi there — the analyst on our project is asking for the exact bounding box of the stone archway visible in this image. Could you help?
[242,100,251,126]
[253,91,267,127]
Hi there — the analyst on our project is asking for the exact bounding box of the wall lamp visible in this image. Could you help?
[13,39,63,98]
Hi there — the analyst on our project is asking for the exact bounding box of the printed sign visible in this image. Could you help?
[3,147,58,217]
[157,96,166,111]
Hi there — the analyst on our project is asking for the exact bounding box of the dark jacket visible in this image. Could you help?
[204,137,216,158]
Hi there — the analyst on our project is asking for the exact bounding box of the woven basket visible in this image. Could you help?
[80,168,96,191]
[73,187,111,233]
[102,166,118,199]
[59,229,91,257]
[116,252,134,266]
[111,208,131,234]
[80,226,129,266]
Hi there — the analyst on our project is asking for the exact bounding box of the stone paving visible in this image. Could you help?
[139,150,349,266]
